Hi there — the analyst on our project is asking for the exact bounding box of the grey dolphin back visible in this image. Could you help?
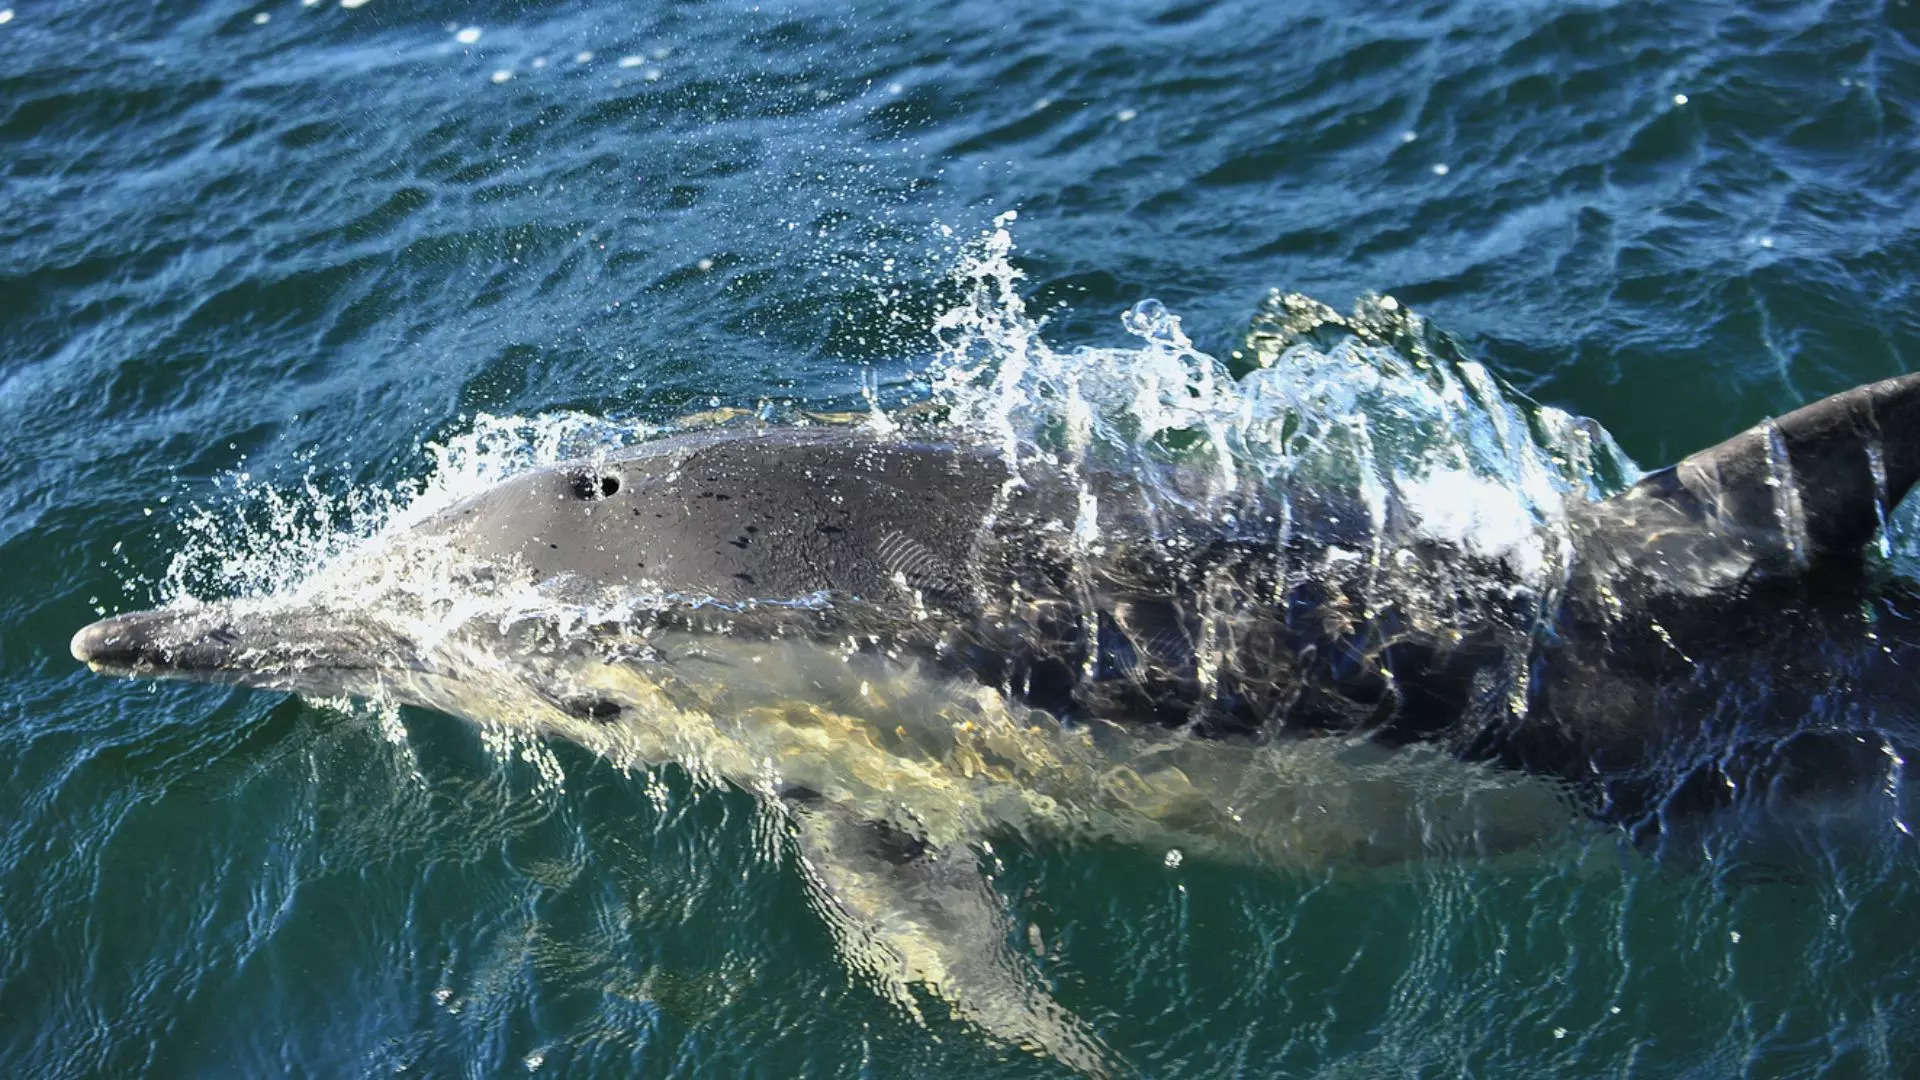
[419,429,1058,607]
[1598,373,1920,571]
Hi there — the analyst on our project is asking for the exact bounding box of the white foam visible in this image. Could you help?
[1397,467,1545,578]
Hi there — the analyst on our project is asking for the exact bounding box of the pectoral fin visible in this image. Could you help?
[781,793,1116,1077]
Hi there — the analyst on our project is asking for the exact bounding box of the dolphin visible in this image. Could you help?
[69,373,1920,1070]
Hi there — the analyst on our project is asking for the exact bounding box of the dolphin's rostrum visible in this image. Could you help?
[71,373,1920,1072]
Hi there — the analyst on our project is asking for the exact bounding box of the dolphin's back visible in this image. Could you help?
[423,429,1054,606]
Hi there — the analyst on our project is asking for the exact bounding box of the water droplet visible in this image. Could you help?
[1121,298,1192,349]
[1163,848,1183,868]
[0,10,14,25]
[1672,92,1689,106]
[252,11,270,24]
[575,50,594,64]
[455,26,481,44]
[618,54,645,68]
[490,69,513,84]
[1430,162,1450,176]
[1116,107,1138,122]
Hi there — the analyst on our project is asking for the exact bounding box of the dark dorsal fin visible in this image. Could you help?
[1597,374,1920,572]
[1573,374,1920,598]
[1628,373,1920,564]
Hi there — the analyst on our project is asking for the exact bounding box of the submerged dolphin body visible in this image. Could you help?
[70,374,1920,1070]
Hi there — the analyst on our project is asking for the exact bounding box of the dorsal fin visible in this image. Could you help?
[1654,373,1920,561]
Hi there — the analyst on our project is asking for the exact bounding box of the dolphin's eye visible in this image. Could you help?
[571,472,621,500]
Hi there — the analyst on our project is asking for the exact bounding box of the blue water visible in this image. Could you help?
[6,0,1920,1075]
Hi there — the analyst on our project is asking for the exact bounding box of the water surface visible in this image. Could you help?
[5,0,1919,1075]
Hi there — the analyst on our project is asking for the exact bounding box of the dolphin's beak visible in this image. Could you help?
[70,603,405,692]
[71,608,245,676]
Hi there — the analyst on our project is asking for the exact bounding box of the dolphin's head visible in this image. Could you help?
[66,427,1046,727]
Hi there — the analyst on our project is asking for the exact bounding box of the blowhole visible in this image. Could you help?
[571,472,621,500]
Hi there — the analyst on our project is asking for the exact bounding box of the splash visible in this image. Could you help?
[156,411,656,606]
[921,213,1639,585]
[151,213,1640,632]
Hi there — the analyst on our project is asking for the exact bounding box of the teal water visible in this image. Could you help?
[6,0,1920,1075]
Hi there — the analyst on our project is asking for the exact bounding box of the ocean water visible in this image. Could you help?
[6,0,1920,1076]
